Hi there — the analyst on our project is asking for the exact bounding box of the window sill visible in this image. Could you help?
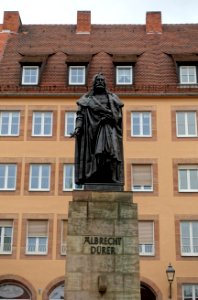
[0,134,19,137]
[63,188,83,192]
[116,83,133,86]
[28,189,50,192]
[132,190,153,193]
[131,135,152,138]
[179,84,198,88]
[31,135,53,137]
[0,189,16,192]
[25,253,47,255]
[179,190,198,193]
[21,83,39,86]
[181,254,198,257]
[68,83,86,86]
[139,254,155,256]
[177,135,197,138]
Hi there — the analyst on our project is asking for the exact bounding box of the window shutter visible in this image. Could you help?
[0,220,13,227]
[179,165,198,170]
[138,221,154,244]
[28,220,48,237]
[133,165,152,186]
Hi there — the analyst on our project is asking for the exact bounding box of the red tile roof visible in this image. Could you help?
[1,15,198,95]
[0,32,9,61]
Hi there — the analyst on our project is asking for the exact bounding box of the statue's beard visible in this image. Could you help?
[94,85,106,94]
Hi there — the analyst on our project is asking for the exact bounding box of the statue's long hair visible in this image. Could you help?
[87,73,108,96]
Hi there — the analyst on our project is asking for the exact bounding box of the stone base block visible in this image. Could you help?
[65,191,140,300]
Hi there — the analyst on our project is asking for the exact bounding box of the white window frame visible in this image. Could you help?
[29,164,51,191]
[180,221,198,256]
[131,112,152,137]
[22,66,39,85]
[182,284,198,300]
[180,66,197,84]
[65,112,76,137]
[32,111,53,137]
[0,221,13,254]
[0,111,20,136]
[132,164,153,192]
[178,165,198,192]
[63,164,83,191]
[0,164,17,191]
[116,66,133,85]
[176,111,197,137]
[69,66,86,85]
[138,221,155,256]
[26,236,48,255]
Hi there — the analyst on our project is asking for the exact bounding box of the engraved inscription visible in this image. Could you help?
[84,236,122,255]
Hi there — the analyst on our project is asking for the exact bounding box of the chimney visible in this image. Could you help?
[3,11,21,33]
[146,11,162,34]
[76,11,91,34]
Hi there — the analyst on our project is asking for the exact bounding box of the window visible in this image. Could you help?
[116,66,133,85]
[178,165,198,192]
[176,112,197,137]
[0,111,20,136]
[69,66,86,85]
[22,66,39,85]
[0,164,17,191]
[63,164,82,191]
[131,112,152,137]
[132,164,153,192]
[29,164,51,191]
[65,112,76,136]
[180,66,197,84]
[61,220,67,255]
[26,220,48,255]
[32,111,53,136]
[183,284,198,300]
[0,283,31,299]
[0,220,13,254]
[180,221,198,256]
[49,284,64,300]
[138,221,154,256]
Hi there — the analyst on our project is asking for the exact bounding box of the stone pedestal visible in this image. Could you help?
[65,191,140,300]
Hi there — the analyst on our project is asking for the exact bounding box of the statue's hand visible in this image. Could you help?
[70,127,82,138]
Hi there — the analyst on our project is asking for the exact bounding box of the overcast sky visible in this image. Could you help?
[0,0,198,25]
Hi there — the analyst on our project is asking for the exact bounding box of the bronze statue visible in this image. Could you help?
[72,73,124,190]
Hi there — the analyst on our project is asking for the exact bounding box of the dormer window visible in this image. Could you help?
[112,54,138,86]
[179,66,197,84]
[116,66,133,85]
[19,54,50,86]
[66,54,92,86]
[22,66,39,85]
[171,54,198,85]
[69,66,86,85]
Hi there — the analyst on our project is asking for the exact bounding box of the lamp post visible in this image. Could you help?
[166,263,175,299]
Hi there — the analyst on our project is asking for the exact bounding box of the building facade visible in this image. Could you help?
[0,10,198,300]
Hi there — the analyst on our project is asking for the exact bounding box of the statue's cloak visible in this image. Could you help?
[75,92,124,185]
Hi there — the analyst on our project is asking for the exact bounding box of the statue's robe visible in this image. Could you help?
[75,92,124,185]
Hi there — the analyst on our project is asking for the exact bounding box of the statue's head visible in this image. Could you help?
[93,73,106,93]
